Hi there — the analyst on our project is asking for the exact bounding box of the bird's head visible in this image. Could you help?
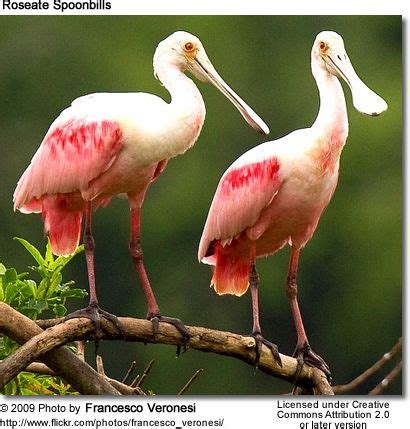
[153,31,269,135]
[311,31,388,116]
[154,31,205,75]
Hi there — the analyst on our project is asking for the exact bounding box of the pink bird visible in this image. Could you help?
[13,31,269,337]
[199,31,387,374]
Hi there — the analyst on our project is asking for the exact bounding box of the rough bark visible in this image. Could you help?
[0,302,120,394]
[0,302,333,395]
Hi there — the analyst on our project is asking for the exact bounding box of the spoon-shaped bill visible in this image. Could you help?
[324,51,388,116]
[349,78,388,117]
[189,51,270,135]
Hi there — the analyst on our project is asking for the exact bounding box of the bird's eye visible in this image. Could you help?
[184,42,195,52]
[319,41,327,51]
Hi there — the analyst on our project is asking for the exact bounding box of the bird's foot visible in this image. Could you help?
[251,331,282,368]
[63,303,122,336]
[148,314,190,355]
[293,341,331,381]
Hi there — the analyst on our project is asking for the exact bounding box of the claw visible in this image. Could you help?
[293,342,331,381]
[252,332,282,368]
[62,304,123,355]
[147,314,190,353]
[150,315,160,337]
[63,303,122,335]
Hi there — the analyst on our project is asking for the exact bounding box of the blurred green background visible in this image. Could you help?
[0,16,401,394]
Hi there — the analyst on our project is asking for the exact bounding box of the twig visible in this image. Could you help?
[0,302,119,395]
[22,362,56,376]
[95,355,146,395]
[122,360,137,384]
[133,359,155,388]
[75,341,85,361]
[178,369,203,395]
[96,356,106,377]
[333,338,402,394]
[369,361,402,395]
[0,361,56,376]
[105,377,146,395]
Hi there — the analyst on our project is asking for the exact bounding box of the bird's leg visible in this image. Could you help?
[129,207,189,344]
[64,202,121,334]
[84,201,98,308]
[286,248,331,379]
[249,262,282,367]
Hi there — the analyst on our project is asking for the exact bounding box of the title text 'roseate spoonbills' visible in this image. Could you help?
[199,31,387,375]
[13,31,269,338]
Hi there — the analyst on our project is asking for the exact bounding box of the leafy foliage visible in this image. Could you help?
[0,238,86,395]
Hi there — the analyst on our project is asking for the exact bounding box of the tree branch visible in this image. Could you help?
[369,361,402,395]
[0,359,145,395]
[0,303,333,394]
[0,302,120,395]
[333,338,402,394]
[38,316,330,390]
[13,361,55,376]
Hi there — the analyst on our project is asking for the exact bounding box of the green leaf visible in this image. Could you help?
[45,239,54,265]
[31,299,48,312]
[50,245,84,271]
[14,237,46,267]
[47,272,62,297]
[3,379,18,395]
[26,280,37,299]
[17,280,35,301]
[61,280,75,288]
[4,268,18,284]
[17,272,29,280]
[4,282,19,304]
[19,388,39,395]
[59,288,87,299]
[37,279,49,299]
[52,304,67,317]
[2,236,87,395]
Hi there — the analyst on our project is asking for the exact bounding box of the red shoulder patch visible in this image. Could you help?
[222,158,280,191]
[45,120,122,160]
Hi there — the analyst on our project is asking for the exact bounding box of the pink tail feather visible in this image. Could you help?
[41,195,84,256]
[211,244,250,297]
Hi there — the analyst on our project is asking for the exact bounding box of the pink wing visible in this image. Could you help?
[14,111,123,211]
[198,156,282,262]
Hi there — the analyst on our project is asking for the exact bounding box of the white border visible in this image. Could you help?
[0,0,407,427]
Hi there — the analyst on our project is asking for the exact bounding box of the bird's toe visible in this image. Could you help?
[147,314,190,351]
[251,332,282,368]
[63,304,122,336]
[293,342,331,381]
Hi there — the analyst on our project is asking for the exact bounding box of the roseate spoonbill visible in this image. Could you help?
[198,31,387,375]
[13,31,269,337]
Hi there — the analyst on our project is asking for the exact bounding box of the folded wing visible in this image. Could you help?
[198,155,282,263]
[13,105,123,212]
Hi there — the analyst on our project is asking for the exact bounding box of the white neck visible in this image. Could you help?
[160,65,198,102]
[152,57,206,159]
[311,61,349,142]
